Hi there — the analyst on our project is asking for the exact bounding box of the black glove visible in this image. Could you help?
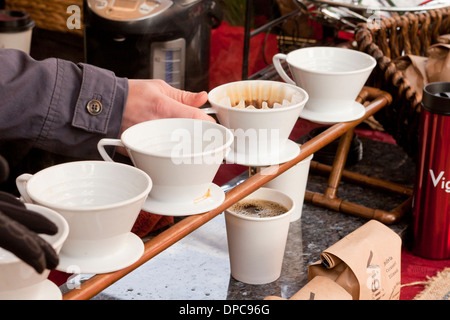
[0,191,59,274]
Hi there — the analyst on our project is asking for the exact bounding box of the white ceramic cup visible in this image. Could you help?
[0,203,69,300]
[273,47,376,114]
[98,118,233,204]
[16,161,152,262]
[207,80,308,165]
[258,153,313,222]
[225,187,294,285]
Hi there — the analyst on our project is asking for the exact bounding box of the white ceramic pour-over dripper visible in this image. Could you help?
[98,118,234,216]
[0,203,69,300]
[16,161,152,274]
[273,47,376,123]
[207,80,309,166]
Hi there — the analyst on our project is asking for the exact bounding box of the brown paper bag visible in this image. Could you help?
[437,34,450,44]
[308,220,402,300]
[426,42,450,83]
[290,276,352,300]
[394,54,429,101]
[264,276,352,300]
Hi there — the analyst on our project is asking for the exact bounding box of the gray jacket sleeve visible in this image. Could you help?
[0,49,128,159]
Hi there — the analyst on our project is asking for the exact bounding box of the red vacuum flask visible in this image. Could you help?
[411,82,450,259]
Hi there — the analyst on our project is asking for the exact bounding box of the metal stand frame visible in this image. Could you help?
[305,128,413,225]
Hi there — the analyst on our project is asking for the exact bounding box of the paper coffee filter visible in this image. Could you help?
[212,81,304,110]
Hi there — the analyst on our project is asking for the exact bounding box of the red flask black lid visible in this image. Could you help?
[422,82,450,116]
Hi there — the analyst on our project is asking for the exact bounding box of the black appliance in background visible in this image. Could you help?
[83,0,221,92]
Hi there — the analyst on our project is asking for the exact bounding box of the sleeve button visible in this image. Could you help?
[86,99,103,115]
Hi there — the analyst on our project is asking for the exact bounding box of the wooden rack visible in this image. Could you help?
[62,86,411,300]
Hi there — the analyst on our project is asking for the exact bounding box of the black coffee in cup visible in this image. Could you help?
[228,199,288,218]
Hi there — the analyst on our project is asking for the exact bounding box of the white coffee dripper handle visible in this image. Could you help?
[97,138,125,162]
[272,53,296,85]
[15,173,33,203]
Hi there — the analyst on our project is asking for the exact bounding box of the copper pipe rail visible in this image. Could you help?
[309,161,413,196]
[63,86,398,300]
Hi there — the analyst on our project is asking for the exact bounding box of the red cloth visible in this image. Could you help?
[400,247,450,300]
[209,20,279,90]
[131,210,173,238]
[48,270,71,287]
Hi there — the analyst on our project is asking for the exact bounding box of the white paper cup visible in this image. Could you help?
[98,119,233,204]
[258,153,313,222]
[225,187,294,284]
[207,80,308,165]
[273,47,376,114]
[16,161,152,262]
[0,10,35,54]
[0,204,69,300]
